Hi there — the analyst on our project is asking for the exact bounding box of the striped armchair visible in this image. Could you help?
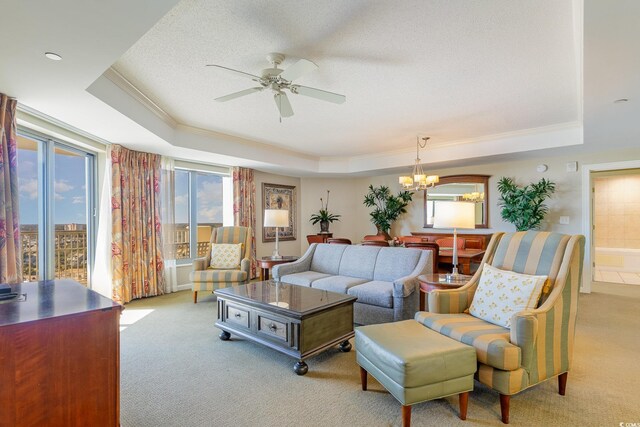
[190,226,252,303]
[416,231,585,424]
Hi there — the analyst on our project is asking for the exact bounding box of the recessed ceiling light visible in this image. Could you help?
[614,98,629,103]
[44,52,62,61]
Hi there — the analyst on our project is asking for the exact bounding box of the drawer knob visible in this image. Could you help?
[234,312,242,319]
[269,323,278,332]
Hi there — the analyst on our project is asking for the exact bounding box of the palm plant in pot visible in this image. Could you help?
[363,185,413,239]
[309,190,340,233]
[497,177,556,231]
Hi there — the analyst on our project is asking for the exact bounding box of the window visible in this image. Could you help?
[174,168,229,262]
[17,132,96,286]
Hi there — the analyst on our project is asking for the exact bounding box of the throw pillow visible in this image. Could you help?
[469,264,547,328]
[209,243,243,269]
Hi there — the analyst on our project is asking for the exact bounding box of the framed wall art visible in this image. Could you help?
[262,183,297,242]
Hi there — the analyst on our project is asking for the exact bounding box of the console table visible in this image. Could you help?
[0,280,122,427]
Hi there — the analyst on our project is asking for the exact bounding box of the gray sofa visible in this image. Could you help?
[272,243,432,325]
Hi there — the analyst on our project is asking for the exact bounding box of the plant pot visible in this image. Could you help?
[320,220,330,233]
[376,226,391,241]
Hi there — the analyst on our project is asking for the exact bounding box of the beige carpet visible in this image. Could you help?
[120,285,640,426]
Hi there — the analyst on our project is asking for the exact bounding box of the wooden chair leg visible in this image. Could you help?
[558,372,568,396]
[459,392,469,420]
[193,291,197,304]
[499,394,510,424]
[401,405,411,427]
[360,367,368,391]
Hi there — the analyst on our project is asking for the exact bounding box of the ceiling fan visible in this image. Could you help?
[207,52,346,120]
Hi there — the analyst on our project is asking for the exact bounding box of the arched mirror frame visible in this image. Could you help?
[423,174,490,229]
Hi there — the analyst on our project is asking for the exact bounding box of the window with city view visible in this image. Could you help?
[174,169,226,260]
[18,134,94,286]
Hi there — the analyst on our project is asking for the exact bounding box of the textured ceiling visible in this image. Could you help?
[113,0,580,158]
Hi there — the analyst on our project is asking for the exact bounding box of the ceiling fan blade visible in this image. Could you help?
[291,85,346,104]
[274,92,294,118]
[215,87,263,102]
[206,64,262,81]
[279,59,318,82]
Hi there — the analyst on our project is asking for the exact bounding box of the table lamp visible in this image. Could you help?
[264,209,289,259]
[433,201,475,278]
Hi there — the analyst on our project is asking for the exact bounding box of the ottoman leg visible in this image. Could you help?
[402,405,411,427]
[459,391,469,420]
[360,367,368,391]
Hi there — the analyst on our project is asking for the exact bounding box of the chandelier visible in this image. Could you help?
[462,192,485,203]
[399,136,439,191]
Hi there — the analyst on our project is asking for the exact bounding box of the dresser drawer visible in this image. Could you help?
[226,305,250,329]
[257,314,289,343]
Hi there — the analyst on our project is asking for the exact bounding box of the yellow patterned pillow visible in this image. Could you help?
[469,264,547,328]
[209,243,243,269]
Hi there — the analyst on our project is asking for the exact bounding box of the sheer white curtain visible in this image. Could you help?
[161,157,178,293]
[92,150,113,298]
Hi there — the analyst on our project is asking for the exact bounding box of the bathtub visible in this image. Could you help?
[594,247,640,273]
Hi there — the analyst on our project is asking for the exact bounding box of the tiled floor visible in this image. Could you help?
[594,267,640,285]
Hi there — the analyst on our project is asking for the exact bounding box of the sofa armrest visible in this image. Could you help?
[192,257,209,271]
[272,244,317,279]
[392,250,433,297]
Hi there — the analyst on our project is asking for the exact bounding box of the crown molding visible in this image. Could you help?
[104,67,179,128]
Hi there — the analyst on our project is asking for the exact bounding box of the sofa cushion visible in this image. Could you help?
[347,281,394,308]
[311,275,368,293]
[309,244,348,275]
[190,269,247,283]
[209,243,242,269]
[280,271,331,287]
[373,248,422,282]
[337,245,380,280]
[415,311,522,371]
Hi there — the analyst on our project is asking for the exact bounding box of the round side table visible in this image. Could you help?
[417,273,472,311]
[257,256,299,281]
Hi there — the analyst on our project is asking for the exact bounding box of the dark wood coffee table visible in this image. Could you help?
[215,280,356,375]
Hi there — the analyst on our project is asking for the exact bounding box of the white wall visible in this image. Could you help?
[300,147,640,243]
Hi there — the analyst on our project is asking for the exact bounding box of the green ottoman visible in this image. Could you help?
[356,320,477,426]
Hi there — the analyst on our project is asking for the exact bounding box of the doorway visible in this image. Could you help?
[582,160,640,293]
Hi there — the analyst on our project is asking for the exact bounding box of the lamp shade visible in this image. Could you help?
[433,201,475,229]
[264,209,289,227]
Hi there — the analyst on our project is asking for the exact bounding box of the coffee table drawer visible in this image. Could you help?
[257,313,289,343]
[226,305,250,329]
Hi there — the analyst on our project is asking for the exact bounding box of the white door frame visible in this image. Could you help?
[581,159,640,293]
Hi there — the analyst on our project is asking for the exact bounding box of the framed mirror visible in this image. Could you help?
[423,175,490,229]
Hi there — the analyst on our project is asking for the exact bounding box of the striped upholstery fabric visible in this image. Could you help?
[190,226,252,297]
[476,365,529,395]
[415,312,521,371]
[424,231,585,397]
[191,270,247,284]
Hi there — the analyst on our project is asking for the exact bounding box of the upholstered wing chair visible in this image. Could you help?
[190,226,252,303]
[416,231,585,424]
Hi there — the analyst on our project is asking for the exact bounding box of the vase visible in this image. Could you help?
[320,220,330,233]
[375,226,391,240]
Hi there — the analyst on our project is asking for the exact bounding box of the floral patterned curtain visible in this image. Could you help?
[232,167,257,278]
[0,93,22,284]
[111,145,165,303]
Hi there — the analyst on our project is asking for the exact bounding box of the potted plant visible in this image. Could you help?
[497,177,556,231]
[363,185,413,239]
[309,190,340,233]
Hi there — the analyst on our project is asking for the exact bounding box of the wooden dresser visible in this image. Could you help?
[0,280,122,427]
